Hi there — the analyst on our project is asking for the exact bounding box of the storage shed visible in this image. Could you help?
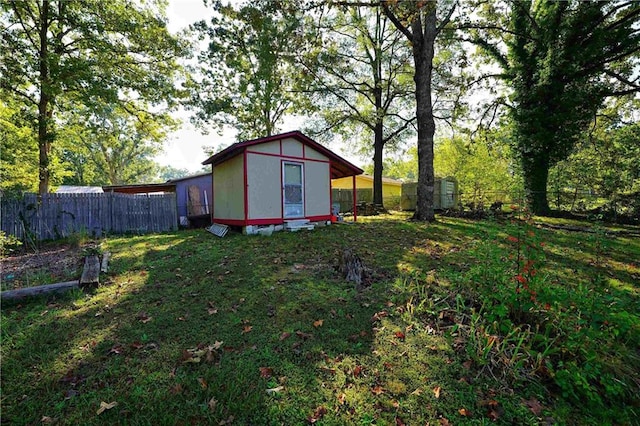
[202,131,363,230]
[167,172,212,226]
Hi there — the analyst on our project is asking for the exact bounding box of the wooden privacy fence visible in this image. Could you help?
[1,192,178,241]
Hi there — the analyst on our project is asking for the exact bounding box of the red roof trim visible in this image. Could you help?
[202,131,363,179]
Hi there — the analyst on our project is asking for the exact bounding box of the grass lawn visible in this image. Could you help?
[2,213,639,425]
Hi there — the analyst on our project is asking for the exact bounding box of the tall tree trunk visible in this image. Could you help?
[411,10,436,221]
[373,120,384,207]
[522,154,551,215]
[37,0,51,195]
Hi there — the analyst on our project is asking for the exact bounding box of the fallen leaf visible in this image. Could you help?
[242,325,253,334]
[266,386,284,394]
[371,386,384,395]
[307,406,327,423]
[394,331,406,340]
[40,416,54,424]
[353,365,363,377]
[130,341,144,350]
[439,418,451,426]
[170,384,183,394]
[410,388,423,396]
[279,332,291,341]
[208,307,218,315]
[295,330,312,339]
[212,341,224,350]
[108,344,124,355]
[197,377,208,389]
[371,311,388,322]
[458,408,471,417]
[218,415,234,425]
[259,367,274,378]
[337,393,346,404]
[433,386,441,399]
[395,416,405,426]
[208,397,218,411]
[320,366,336,375]
[313,319,324,328]
[523,397,544,416]
[96,401,118,415]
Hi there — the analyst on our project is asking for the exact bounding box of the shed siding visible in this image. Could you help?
[247,153,282,220]
[175,175,212,218]
[248,140,280,155]
[213,154,245,220]
[304,161,330,217]
[304,147,329,162]
[281,138,303,158]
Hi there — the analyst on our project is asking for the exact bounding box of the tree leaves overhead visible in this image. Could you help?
[188,0,310,141]
[302,5,415,206]
[0,0,188,193]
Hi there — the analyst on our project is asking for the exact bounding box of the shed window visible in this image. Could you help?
[283,162,304,218]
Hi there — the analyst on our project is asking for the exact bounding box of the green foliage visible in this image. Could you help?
[0,0,187,192]
[549,104,640,216]
[189,0,308,141]
[434,134,521,206]
[471,0,640,214]
[0,231,23,256]
[0,100,38,193]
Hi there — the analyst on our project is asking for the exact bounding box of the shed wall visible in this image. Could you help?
[247,153,282,220]
[304,161,330,217]
[248,140,280,155]
[281,138,304,157]
[213,155,245,220]
[175,175,212,218]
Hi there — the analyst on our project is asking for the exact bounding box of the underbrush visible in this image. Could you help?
[398,215,640,422]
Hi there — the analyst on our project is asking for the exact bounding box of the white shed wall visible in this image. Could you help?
[247,153,282,219]
[304,161,330,217]
[281,138,304,158]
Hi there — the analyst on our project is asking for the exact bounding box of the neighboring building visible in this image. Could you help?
[332,174,403,199]
[167,172,212,226]
[202,131,363,231]
[56,185,104,194]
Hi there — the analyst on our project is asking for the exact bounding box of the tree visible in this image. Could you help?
[381,0,458,221]
[0,0,186,193]
[189,0,309,141]
[302,5,415,207]
[468,0,640,214]
[434,134,520,207]
[548,99,640,214]
[0,99,39,193]
[58,101,176,185]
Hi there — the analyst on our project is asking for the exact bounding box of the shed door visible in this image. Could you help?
[283,162,304,218]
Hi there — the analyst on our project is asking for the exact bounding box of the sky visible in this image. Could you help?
[157,0,363,174]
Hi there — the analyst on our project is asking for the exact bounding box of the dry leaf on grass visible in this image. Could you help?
[96,401,118,415]
[266,386,284,394]
[313,319,324,328]
[433,386,441,399]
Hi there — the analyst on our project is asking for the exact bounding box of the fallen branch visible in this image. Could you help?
[1,280,80,302]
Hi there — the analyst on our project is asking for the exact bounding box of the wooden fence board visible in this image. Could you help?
[1,192,178,241]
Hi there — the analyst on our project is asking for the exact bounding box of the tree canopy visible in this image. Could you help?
[468,0,640,214]
[0,0,187,193]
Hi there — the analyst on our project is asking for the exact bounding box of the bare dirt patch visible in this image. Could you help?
[1,243,86,290]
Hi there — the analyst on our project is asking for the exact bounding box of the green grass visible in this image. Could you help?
[2,213,639,425]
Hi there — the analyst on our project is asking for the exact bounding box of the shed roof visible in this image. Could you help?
[202,131,363,179]
[166,172,210,184]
